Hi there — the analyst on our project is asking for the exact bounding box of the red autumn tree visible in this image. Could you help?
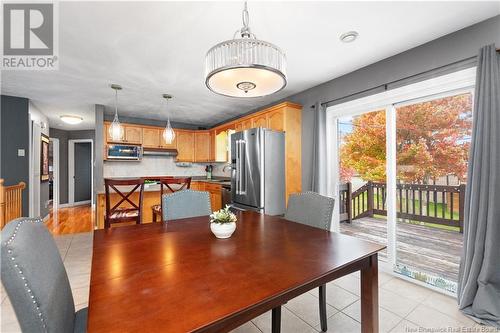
[340,93,472,183]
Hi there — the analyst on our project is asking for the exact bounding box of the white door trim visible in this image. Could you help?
[68,139,94,207]
[50,138,60,211]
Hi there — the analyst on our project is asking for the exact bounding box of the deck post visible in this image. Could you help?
[458,184,466,233]
[347,182,352,223]
[367,181,374,217]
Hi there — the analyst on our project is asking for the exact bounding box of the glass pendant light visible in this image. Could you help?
[162,94,175,144]
[205,1,286,98]
[109,84,124,141]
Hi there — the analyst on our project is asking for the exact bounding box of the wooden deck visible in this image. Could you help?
[340,216,463,281]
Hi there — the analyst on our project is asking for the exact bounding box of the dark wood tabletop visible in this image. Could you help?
[87,211,385,333]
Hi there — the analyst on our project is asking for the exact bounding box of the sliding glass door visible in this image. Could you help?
[393,92,472,293]
[337,109,389,261]
[327,68,476,292]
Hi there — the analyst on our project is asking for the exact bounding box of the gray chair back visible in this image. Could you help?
[1,218,76,332]
[284,192,335,230]
[162,190,212,221]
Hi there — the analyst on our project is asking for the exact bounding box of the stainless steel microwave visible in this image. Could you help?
[106,144,143,160]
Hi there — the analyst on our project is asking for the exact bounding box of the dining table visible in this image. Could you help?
[87,210,385,333]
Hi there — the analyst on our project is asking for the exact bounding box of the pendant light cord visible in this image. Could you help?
[114,89,119,120]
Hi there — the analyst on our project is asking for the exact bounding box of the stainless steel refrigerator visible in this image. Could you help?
[230,128,285,215]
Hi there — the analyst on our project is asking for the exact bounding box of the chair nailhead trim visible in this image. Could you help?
[163,190,211,220]
[291,192,335,230]
[4,218,48,331]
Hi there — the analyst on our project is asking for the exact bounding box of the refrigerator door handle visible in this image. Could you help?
[239,140,246,195]
[235,140,240,195]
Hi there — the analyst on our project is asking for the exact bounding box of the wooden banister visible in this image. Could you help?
[0,179,26,229]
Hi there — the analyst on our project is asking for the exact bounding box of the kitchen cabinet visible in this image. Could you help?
[142,128,161,148]
[160,129,177,149]
[105,124,142,144]
[267,109,284,132]
[252,113,268,128]
[205,183,222,212]
[176,131,195,162]
[125,126,143,144]
[235,119,252,132]
[194,131,211,162]
[190,181,204,191]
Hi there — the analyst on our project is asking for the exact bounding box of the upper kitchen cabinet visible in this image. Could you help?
[214,128,236,162]
[267,109,285,132]
[176,130,195,162]
[142,127,161,148]
[235,118,252,132]
[194,131,211,162]
[125,125,143,144]
[252,113,268,128]
[105,123,142,144]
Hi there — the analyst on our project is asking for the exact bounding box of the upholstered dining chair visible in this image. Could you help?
[161,190,212,221]
[1,218,87,333]
[282,191,335,332]
[152,177,192,222]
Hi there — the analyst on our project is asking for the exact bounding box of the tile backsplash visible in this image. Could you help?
[103,156,230,178]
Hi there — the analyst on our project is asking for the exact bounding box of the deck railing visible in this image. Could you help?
[340,181,465,232]
[0,179,26,229]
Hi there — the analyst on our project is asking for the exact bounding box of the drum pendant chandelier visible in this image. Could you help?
[205,1,287,98]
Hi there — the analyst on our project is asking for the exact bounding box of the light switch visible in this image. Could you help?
[18,149,25,157]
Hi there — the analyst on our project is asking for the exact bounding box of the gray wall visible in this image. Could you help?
[232,15,500,191]
[49,128,95,204]
[94,105,104,204]
[0,95,30,216]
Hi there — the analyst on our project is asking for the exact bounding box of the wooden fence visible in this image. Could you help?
[339,181,466,232]
[0,179,26,229]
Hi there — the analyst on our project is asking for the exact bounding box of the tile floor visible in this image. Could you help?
[1,232,497,333]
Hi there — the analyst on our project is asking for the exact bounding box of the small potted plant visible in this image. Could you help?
[210,205,237,239]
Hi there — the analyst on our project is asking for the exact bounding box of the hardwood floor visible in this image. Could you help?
[44,204,94,235]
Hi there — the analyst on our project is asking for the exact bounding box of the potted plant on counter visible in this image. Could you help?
[209,205,237,239]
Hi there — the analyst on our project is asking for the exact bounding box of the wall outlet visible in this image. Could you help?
[18,149,25,157]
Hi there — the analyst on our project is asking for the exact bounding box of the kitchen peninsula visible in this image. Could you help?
[95,176,230,229]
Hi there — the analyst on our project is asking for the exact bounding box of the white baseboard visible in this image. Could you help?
[58,200,91,208]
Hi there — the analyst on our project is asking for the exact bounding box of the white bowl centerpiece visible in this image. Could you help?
[209,205,237,239]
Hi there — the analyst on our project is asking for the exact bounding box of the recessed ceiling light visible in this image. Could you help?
[60,115,83,125]
[340,31,359,43]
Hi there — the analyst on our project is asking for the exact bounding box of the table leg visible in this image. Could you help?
[319,284,327,332]
[272,306,281,333]
[361,253,378,333]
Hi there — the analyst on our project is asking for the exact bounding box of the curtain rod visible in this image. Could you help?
[311,55,477,109]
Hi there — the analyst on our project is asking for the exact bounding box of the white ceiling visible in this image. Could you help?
[2,1,499,130]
